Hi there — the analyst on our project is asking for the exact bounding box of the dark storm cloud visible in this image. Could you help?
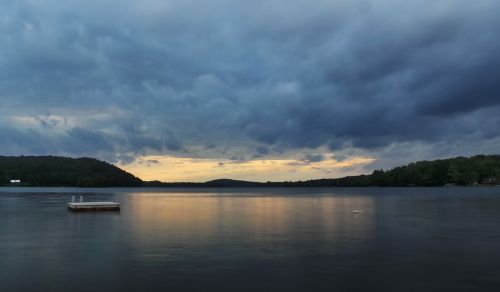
[256,146,270,155]
[286,153,325,166]
[1,0,500,164]
[302,154,325,163]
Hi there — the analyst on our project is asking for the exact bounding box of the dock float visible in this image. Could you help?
[67,196,120,211]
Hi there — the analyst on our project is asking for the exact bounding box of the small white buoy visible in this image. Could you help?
[352,210,364,214]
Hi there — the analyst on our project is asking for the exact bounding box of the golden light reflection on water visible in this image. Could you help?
[127,192,376,249]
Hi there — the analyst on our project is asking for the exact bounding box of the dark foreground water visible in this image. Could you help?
[1,187,499,292]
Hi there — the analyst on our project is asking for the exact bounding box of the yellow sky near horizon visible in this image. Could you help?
[117,154,376,182]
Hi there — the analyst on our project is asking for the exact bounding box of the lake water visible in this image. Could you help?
[1,187,499,292]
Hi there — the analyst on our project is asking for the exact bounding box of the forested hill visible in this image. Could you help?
[275,155,500,187]
[0,156,142,187]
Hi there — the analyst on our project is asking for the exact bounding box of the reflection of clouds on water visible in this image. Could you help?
[128,193,220,242]
[126,192,375,258]
[3,189,500,291]
[318,196,375,232]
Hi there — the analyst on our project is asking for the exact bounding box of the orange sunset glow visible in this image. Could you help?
[118,154,375,182]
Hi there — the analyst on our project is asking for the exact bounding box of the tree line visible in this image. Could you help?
[269,155,500,187]
[0,156,142,187]
[1,155,499,187]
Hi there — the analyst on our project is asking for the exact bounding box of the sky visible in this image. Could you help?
[1,0,500,182]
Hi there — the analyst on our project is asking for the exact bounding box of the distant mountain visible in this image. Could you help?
[142,179,263,187]
[204,179,264,187]
[0,156,142,187]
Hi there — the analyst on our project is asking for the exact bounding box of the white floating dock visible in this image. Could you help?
[67,201,120,211]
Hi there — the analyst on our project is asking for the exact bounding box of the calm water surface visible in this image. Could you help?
[1,187,499,291]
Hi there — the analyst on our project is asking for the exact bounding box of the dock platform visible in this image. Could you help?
[67,202,120,211]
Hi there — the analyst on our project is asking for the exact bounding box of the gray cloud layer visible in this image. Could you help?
[1,0,500,165]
